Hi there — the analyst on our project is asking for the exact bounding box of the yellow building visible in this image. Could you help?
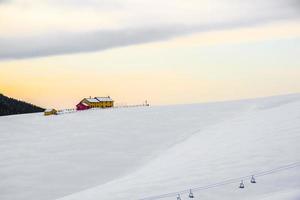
[81,96,114,108]
[44,108,57,116]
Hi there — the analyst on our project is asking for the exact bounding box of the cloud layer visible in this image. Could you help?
[0,0,299,59]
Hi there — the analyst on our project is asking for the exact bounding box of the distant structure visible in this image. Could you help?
[44,108,57,116]
[76,102,90,111]
[76,96,114,110]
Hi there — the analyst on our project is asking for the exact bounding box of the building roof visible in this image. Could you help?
[82,97,113,103]
[84,98,100,103]
[82,102,89,106]
[45,109,56,112]
[77,102,89,106]
[95,97,113,102]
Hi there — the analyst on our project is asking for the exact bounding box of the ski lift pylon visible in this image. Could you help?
[188,189,194,198]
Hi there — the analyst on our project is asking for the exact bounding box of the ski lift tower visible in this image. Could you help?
[145,100,149,106]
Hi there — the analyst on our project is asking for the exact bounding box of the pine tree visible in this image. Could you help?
[0,94,45,116]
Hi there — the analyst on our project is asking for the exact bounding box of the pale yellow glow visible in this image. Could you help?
[0,21,299,109]
[1,57,299,109]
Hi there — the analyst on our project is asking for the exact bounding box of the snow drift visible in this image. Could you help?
[0,94,300,200]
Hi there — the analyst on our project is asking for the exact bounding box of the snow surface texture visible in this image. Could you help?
[0,94,300,200]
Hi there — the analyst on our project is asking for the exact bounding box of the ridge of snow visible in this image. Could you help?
[0,93,299,200]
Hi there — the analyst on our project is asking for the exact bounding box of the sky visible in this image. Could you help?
[0,0,300,109]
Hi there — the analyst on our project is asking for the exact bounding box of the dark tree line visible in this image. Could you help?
[0,93,45,116]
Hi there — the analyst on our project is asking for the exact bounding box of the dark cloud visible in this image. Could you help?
[0,0,9,3]
[0,26,190,59]
[0,17,298,60]
[0,0,299,60]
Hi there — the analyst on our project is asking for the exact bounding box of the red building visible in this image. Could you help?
[76,102,90,110]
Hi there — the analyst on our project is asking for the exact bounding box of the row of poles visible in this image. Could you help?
[139,161,300,200]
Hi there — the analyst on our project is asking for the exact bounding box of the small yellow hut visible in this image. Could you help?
[44,109,57,116]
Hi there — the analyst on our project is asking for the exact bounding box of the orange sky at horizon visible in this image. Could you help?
[1,21,300,109]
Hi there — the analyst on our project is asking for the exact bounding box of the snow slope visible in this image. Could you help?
[0,94,300,200]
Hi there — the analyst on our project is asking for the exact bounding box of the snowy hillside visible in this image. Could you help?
[0,94,300,200]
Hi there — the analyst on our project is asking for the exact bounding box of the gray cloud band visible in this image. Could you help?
[0,14,299,60]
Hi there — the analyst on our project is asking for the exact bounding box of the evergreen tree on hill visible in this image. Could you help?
[0,93,44,116]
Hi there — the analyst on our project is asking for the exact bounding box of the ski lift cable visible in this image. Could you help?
[140,161,300,200]
[254,162,300,177]
[139,161,300,200]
